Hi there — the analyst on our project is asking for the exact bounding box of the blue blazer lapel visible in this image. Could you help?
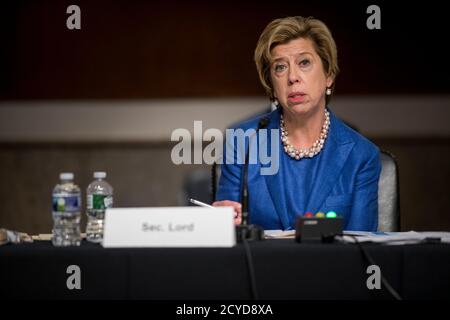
[305,110,354,213]
[264,168,291,230]
[261,109,291,230]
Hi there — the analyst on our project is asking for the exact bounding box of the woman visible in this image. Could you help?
[213,16,381,231]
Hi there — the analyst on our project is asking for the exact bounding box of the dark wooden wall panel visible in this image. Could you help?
[1,0,448,100]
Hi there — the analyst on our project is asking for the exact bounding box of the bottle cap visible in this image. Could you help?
[60,172,74,180]
[94,171,106,179]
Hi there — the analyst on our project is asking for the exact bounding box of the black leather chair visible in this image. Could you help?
[178,168,213,206]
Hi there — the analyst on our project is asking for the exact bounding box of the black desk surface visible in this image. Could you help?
[1,239,449,300]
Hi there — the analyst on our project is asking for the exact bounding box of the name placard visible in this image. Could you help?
[102,207,236,248]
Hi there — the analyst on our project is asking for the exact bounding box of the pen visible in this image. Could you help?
[189,198,215,208]
[190,198,238,218]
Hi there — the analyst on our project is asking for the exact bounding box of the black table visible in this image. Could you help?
[1,239,449,300]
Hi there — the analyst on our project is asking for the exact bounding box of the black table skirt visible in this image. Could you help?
[1,239,449,300]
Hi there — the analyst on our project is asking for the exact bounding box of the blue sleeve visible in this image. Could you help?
[346,147,381,231]
[215,133,243,203]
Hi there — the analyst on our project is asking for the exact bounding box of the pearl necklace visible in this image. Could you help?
[280,109,330,160]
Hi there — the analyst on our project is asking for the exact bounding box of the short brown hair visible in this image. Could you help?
[254,16,339,104]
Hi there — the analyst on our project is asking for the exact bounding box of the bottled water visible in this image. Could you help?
[86,171,113,243]
[52,172,81,246]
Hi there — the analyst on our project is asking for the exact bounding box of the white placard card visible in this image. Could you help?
[102,207,236,248]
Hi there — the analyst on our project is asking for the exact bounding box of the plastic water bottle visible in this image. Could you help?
[86,171,113,243]
[52,172,81,246]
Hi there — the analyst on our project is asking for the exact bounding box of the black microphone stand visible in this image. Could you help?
[235,118,269,242]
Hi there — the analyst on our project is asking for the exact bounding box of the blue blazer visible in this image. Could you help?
[216,107,381,231]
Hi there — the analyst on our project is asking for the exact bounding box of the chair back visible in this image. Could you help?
[378,151,401,232]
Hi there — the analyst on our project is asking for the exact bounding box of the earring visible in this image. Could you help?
[326,88,332,95]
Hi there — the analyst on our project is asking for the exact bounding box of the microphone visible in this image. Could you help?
[237,116,269,242]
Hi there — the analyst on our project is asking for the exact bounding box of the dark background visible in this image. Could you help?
[1,0,448,99]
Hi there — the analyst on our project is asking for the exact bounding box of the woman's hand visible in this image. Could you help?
[212,200,242,225]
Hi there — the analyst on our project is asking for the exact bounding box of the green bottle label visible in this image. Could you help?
[87,195,113,210]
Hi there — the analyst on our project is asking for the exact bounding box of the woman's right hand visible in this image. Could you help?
[212,200,242,225]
